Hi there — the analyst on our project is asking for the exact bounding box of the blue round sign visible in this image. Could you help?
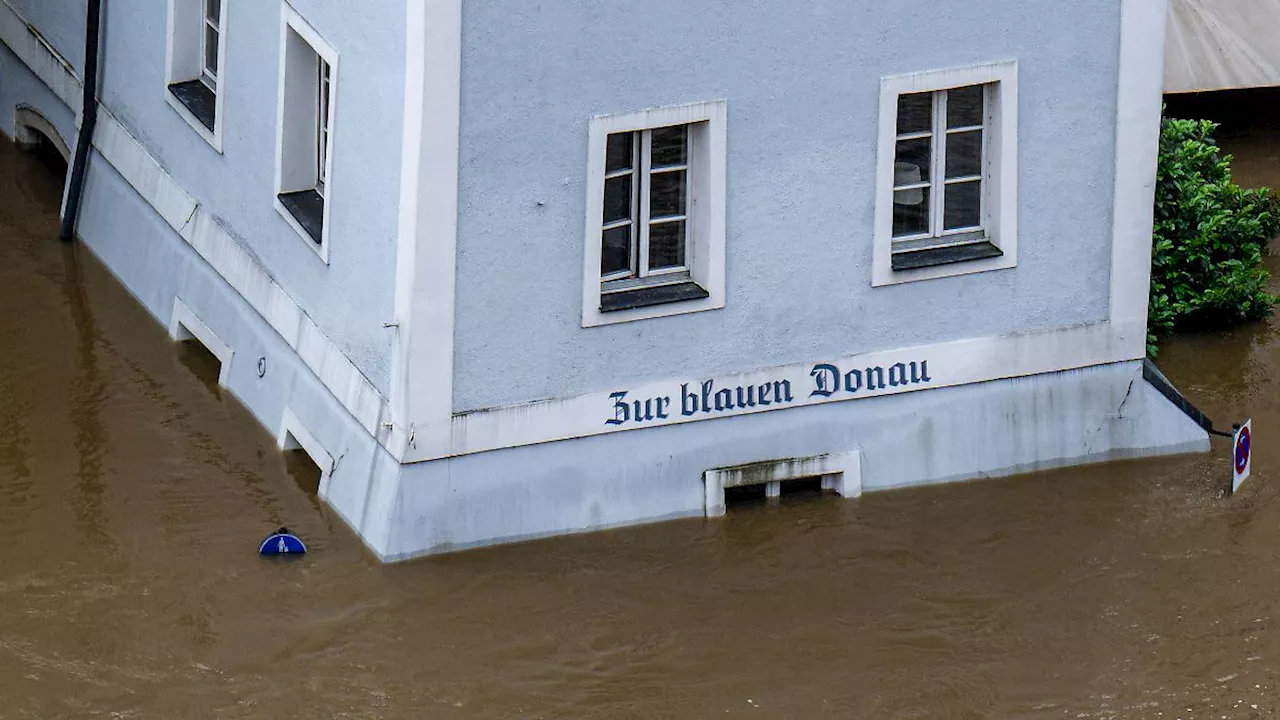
[1235,427,1251,475]
[259,528,307,556]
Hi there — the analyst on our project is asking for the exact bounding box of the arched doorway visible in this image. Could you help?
[13,105,71,177]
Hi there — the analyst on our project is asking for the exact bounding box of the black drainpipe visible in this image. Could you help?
[59,0,104,243]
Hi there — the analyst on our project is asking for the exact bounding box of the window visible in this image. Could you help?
[873,61,1018,286]
[583,101,727,327]
[316,60,331,196]
[891,85,994,258]
[274,5,338,262]
[601,125,697,299]
[164,0,227,148]
[200,0,220,89]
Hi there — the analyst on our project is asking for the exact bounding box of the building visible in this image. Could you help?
[0,0,1207,561]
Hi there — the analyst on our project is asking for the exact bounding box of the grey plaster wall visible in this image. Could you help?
[0,42,76,146]
[78,0,403,395]
[8,0,85,73]
[452,0,1123,412]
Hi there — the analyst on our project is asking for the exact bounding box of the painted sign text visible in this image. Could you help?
[606,360,932,426]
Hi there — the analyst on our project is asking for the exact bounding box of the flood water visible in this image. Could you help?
[3,110,1280,718]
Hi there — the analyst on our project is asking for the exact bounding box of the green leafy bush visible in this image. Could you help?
[1149,116,1280,354]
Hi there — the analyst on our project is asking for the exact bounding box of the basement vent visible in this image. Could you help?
[703,451,863,517]
[283,439,323,496]
[168,299,233,390]
[277,409,334,500]
[722,475,830,510]
[175,334,222,395]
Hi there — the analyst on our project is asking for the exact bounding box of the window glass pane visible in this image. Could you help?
[206,0,220,25]
[943,181,982,230]
[649,169,686,219]
[606,133,633,173]
[601,225,632,277]
[650,126,687,167]
[602,175,632,225]
[893,138,931,185]
[947,86,984,128]
[892,186,930,238]
[945,130,982,178]
[648,221,686,270]
[896,93,933,135]
[204,26,219,75]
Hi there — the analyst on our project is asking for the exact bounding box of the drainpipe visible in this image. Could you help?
[59,0,104,243]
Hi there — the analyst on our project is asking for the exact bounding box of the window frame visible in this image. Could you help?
[163,0,227,151]
[316,58,332,197]
[582,100,728,328]
[600,126,693,288]
[199,0,220,90]
[891,86,988,244]
[273,3,339,265]
[872,60,1018,287]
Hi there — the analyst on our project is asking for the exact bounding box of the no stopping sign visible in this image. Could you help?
[1233,420,1253,494]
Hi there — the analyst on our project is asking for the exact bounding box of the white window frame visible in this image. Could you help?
[163,0,228,151]
[200,0,220,90]
[316,58,332,197]
[273,3,339,264]
[582,100,727,328]
[872,60,1018,287]
[891,87,987,245]
[600,127,693,287]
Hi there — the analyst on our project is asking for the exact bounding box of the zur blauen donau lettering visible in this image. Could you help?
[605,360,932,426]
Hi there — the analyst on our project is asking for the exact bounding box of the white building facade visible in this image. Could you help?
[0,0,1207,561]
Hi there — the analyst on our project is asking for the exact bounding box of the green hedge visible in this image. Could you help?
[1149,116,1280,355]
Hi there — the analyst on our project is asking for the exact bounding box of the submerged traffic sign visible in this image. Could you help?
[1232,420,1253,494]
[259,527,307,556]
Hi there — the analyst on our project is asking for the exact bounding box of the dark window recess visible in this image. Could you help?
[168,80,216,132]
[175,336,222,398]
[284,448,322,496]
[724,483,768,506]
[278,190,325,245]
[778,477,824,498]
[891,240,1002,271]
[600,280,708,313]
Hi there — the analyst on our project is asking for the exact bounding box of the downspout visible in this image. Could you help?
[1142,359,1234,438]
[59,0,104,243]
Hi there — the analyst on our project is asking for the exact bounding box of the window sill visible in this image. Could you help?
[891,240,1003,271]
[600,280,710,313]
[168,80,217,133]
[277,190,325,246]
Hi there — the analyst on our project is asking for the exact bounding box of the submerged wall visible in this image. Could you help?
[385,359,1209,559]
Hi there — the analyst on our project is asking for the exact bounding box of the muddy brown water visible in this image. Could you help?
[3,114,1280,719]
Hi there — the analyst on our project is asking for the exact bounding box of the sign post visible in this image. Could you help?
[1232,419,1253,494]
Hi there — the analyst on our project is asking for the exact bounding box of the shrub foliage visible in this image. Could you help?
[1149,116,1280,354]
